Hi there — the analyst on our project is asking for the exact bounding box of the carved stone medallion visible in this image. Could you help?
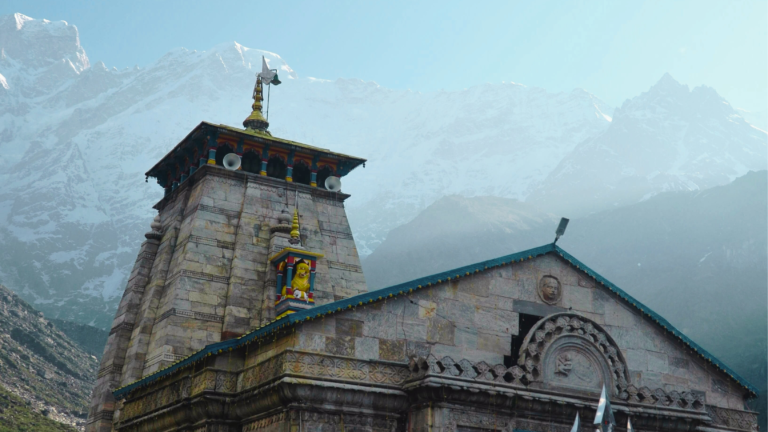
[517,313,630,398]
[538,275,562,304]
[544,342,606,391]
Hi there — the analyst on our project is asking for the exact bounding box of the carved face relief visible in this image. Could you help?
[538,276,562,304]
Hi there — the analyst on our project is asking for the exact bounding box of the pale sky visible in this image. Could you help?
[3,0,767,113]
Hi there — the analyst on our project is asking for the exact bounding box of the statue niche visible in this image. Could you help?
[281,259,311,301]
[517,313,630,397]
[271,248,324,320]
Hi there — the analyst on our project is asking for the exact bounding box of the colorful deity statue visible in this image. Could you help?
[281,260,312,301]
[271,209,323,319]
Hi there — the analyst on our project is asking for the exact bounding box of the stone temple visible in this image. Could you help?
[87,73,759,432]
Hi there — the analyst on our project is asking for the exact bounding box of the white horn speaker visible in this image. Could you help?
[324,176,342,192]
[222,153,241,171]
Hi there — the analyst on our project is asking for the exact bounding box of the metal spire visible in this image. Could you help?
[243,76,270,133]
[289,208,301,245]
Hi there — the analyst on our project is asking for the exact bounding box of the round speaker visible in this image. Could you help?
[324,176,342,192]
[222,153,241,171]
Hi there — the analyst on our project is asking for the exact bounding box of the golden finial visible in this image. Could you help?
[243,77,270,134]
[290,208,300,240]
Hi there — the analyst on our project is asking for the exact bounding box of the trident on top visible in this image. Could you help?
[243,56,282,133]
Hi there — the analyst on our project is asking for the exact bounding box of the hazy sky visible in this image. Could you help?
[4,0,767,112]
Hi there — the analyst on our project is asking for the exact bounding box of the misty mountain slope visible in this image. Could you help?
[559,170,768,426]
[528,74,768,216]
[0,283,99,430]
[0,13,613,328]
[365,170,767,353]
[363,196,559,288]
[364,170,767,425]
[48,319,108,360]
[557,170,767,368]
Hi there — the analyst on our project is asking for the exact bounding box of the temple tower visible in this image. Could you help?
[87,75,368,431]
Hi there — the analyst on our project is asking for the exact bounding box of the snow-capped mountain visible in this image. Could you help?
[527,73,768,215]
[0,13,764,329]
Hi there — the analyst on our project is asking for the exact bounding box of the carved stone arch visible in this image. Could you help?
[518,313,630,398]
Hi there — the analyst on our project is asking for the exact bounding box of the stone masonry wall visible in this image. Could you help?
[87,235,160,432]
[289,253,748,411]
[108,242,754,432]
[118,165,367,378]
[120,190,188,385]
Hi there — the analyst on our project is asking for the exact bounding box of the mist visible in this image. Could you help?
[0,6,766,432]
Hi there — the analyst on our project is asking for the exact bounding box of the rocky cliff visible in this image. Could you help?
[0,283,99,430]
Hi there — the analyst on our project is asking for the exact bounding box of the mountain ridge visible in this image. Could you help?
[528,72,767,216]
[0,13,612,327]
[0,13,765,331]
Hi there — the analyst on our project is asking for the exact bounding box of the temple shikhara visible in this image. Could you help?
[87,65,759,432]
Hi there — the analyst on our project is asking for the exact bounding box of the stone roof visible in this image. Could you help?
[113,243,758,399]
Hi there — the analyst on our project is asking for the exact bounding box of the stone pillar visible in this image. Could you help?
[207,135,218,165]
[260,145,270,176]
[235,138,244,171]
[310,156,319,187]
[409,405,451,432]
[286,150,295,182]
[86,217,162,432]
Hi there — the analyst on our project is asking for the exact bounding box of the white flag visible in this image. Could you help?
[593,384,616,432]
[570,413,580,432]
[258,56,276,84]
[594,385,607,424]
[627,418,633,432]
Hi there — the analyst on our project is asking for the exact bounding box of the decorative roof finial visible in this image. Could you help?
[243,76,270,134]
[289,208,301,244]
[145,214,163,241]
[244,57,281,134]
